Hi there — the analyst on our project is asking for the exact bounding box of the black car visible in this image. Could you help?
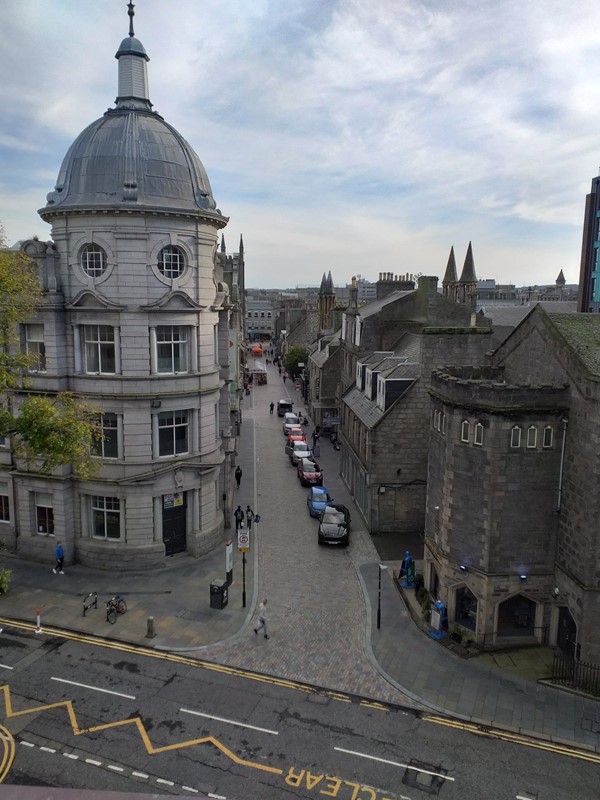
[318,504,351,546]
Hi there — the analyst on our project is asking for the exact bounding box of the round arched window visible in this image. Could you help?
[158,245,186,279]
[80,244,107,277]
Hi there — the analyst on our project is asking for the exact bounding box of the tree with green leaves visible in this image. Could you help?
[284,346,309,379]
[0,226,100,478]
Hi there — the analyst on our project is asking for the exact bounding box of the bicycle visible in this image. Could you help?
[106,594,127,624]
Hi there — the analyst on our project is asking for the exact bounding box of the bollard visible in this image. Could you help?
[35,608,42,634]
[146,616,155,639]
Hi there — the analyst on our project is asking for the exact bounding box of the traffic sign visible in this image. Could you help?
[237,530,250,552]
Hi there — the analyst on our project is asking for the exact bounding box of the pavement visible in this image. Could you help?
[1,359,599,753]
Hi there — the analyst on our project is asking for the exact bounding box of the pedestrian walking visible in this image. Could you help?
[234,505,244,531]
[253,598,270,639]
[283,373,287,384]
[246,505,255,531]
[235,465,242,488]
[311,429,320,447]
[269,401,274,415]
[53,540,65,574]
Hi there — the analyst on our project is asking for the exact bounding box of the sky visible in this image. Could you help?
[1,0,600,290]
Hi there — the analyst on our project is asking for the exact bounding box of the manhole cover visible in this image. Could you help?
[402,759,448,795]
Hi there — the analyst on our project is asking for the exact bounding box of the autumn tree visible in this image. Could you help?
[0,226,100,477]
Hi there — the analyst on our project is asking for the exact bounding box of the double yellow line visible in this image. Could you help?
[422,714,600,765]
[0,725,15,783]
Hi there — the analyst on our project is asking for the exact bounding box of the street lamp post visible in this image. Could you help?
[377,564,388,629]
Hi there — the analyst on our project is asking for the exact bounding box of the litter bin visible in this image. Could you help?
[210,579,229,610]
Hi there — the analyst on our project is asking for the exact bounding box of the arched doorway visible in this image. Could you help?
[455,586,477,631]
[497,594,536,637]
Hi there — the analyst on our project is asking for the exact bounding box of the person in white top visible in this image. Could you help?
[254,598,269,639]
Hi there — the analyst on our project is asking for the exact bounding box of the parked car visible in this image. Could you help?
[307,486,334,517]
[282,412,301,435]
[285,433,307,456]
[289,440,312,465]
[287,425,306,439]
[277,399,294,417]
[297,458,323,486]
[318,504,351,545]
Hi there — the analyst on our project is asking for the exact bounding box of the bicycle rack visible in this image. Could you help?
[83,592,98,617]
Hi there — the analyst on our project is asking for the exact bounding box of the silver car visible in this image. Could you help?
[282,413,300,435]
[289,440,312,465]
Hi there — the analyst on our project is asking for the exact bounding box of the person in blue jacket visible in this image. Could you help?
[53,540,65,574]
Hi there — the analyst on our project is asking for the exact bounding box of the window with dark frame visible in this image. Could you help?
[25,324,46,371]
[158,410,189,456]
[35,492,54,535]
[83,325,116,374]
[91,495,121,540]
[157,245,185,279]
[542,426,553,448]
[80,243,107,277]
[92,413,119,459]
[510,426,521,448]
[461,419,470,443]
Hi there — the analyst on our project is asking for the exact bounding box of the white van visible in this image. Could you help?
[282,412,301,435]
[277,399,294,417]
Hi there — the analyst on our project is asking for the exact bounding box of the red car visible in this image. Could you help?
[297,458,323,486]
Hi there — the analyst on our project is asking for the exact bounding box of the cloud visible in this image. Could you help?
[0,0,599,286]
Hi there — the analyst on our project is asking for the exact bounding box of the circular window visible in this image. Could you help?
[158,245,186,279]
[80,244,107,277]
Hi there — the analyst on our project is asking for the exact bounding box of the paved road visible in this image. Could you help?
[204,375,412,706]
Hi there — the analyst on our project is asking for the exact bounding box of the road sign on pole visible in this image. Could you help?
[237,530,249,553]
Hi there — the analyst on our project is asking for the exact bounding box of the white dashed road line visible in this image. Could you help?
[180,707,278,735]
[0,664,14,670]
[50,676,136,699]
[17,738,214,796]
[334,746,455,783]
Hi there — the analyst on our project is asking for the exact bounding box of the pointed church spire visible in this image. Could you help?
[325,270,334,293]
[220,234,226,253]
[239,234,244,255]
[442,246,457,285]
[556,268,566,287]
[319,273,327,294]
[459,241,476,283]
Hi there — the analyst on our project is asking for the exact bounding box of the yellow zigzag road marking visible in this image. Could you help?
[422,713,600,765]
[0,724,15,783]
[0,685,282,775]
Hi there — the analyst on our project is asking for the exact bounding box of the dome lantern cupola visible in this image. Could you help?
[40,0,225,224]
[115,1,151,111]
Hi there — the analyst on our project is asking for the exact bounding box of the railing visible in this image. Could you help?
[551,651,600,697]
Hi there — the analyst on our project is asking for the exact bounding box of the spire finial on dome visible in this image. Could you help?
[128,2,135,37]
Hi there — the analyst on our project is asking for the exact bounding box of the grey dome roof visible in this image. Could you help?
[40,15,225,223]
[42,109,221,217]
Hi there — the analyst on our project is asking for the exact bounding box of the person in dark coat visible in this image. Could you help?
[234,505,244,531]
[235,465,242,488]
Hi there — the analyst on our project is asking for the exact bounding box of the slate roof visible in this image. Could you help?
[547,312,600,378]
[344,361,419,428]
[355,289,415,318]
[481,301,577,328]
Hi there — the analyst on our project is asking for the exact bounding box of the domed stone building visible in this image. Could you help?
[3,8,234,569]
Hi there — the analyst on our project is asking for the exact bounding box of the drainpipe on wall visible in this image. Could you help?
[556,417,568,512]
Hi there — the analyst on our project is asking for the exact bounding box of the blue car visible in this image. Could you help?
[307,486,334,518]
